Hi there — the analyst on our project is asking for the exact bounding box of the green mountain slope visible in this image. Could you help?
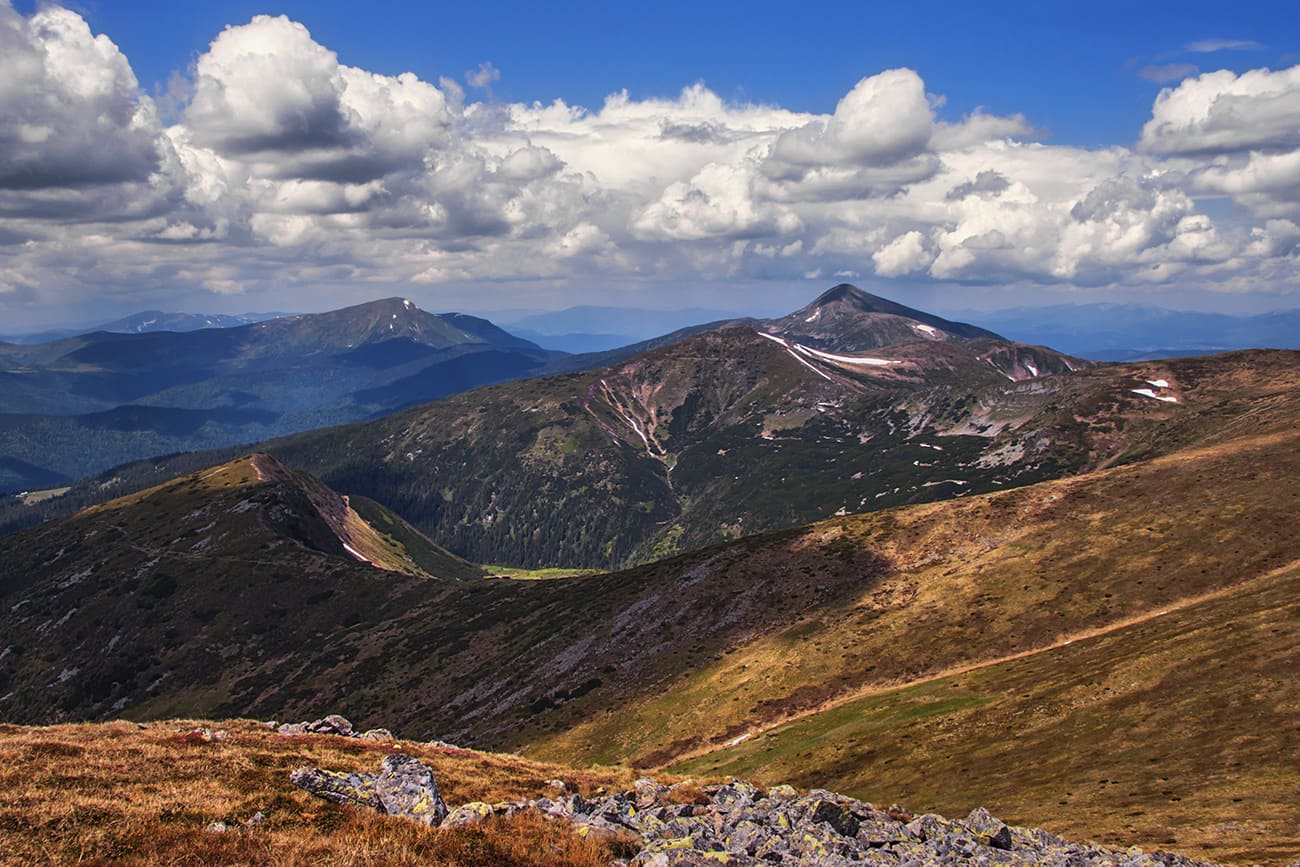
[268,326,1295,569]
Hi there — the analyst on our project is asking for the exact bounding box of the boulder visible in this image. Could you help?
[289,766,381,811]
[375,754,447,826]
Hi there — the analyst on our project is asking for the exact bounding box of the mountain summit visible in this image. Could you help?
[242,297,540,358]
[766,283,1000,351]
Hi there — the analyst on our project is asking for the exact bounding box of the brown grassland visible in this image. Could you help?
[0,719,639,866]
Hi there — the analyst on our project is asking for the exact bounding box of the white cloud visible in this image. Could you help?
[1139,65,1300,156]
[2,5,1299,322]
[0,4,163,191]
[1186,39,1263,53]
[770,69,932,169]
[872,231,932,276]
[466,61,500,89]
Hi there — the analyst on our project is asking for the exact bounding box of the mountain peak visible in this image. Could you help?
[771,284,1002,351]
[811,283,874,307]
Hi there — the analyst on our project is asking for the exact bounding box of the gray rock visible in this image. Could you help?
[308,714,355,736]
[290,765,382,811]
[374,753,447,826]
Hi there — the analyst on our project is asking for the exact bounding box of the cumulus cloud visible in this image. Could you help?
[768,69,933,169]
[872,231,932,276]
[1139,66,1300,156]
[0,4,164,191]
[2,4,1299,321]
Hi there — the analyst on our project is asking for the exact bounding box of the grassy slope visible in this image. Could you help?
[0,719,635,866]
[671,558,1300,867]
[269,340,1299,570]
[348,494,484,581]
[525,427,1299,770]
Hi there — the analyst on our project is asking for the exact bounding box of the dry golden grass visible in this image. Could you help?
[532,429,1300,771]
[0,719,637,866]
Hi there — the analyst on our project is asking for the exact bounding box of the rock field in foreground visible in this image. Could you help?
[293,750,1220,865]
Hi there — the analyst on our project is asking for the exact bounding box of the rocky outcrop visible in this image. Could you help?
[275,714,392,741]
[289,756,1218,865]
[291,754,447,827]
[449,779,1219,866]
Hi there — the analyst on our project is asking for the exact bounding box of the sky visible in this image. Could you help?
[2,0,1300,328]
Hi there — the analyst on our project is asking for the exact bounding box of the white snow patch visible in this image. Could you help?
[1131,388,1178,403]
[922,479,969,488]
[805,309,820,323]
[793,343,900,366]
[342,542,372,563]
[913,324,938,336]
[724,732,754,747]
[403,299,413,309]
[1146,379,1169,388]
[1026,363,1039,377]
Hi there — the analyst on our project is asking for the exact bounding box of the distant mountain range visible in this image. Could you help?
[956,303,1300,360]
[0,310,291,345]
[0,298,557,492]
[500,305,745,353]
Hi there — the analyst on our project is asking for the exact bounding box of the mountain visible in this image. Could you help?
[764,283,1001,349]
[547,284,1012,374]
[261,318,1099,568]
[92,309,289,334]
[262,315,1293,571]
[0,452,481,722]
[0,365,1296,863]
[0,309,290,344]
[957,303,1300,360]
[0,298,557,492]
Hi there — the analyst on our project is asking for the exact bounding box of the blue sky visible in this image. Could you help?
[54,0,1297,145]
[3,0,1300,325]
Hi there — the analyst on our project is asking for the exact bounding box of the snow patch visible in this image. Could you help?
[1026,363,1038,377]
[724,732,754,747]
[793,343,900,367]
[342,542,372,563]
[913,323,938,336]
[1146,379,1169,388]
[403,299,413,309]
[1131,388,1178,403]
[805,309,820,323]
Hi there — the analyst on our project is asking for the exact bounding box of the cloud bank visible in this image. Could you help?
[2,4,1299,315]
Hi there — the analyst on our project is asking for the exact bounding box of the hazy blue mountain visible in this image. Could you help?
[0,310,291,344]
[956,304,1300,359]
[496,301,748,353]
[0,298,558,492]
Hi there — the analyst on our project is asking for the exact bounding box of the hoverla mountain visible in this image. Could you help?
[0,297,555,491]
